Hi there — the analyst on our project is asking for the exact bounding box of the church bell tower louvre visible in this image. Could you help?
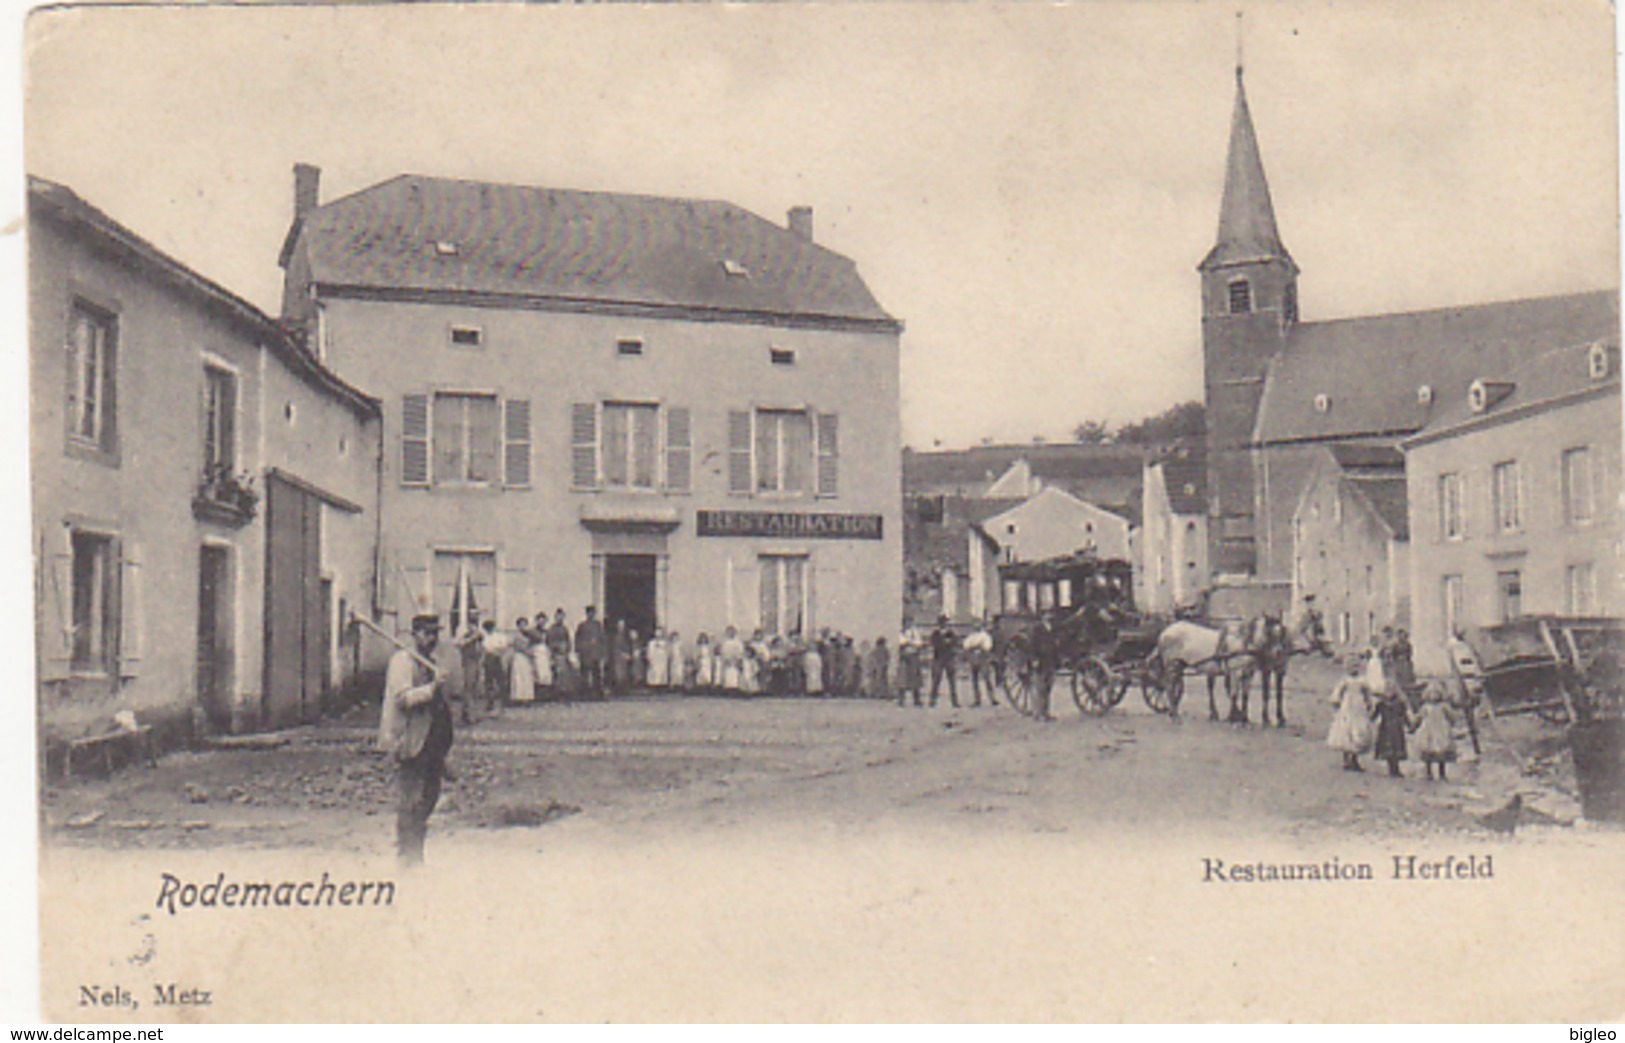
[1199,63,1298,578]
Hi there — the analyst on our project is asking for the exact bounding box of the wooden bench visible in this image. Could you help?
[64,725,157,779]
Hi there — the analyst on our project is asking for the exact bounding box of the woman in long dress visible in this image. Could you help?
[719,626,746,693]
[509,617,537,704]
[665,630,685,693]
[693,633,715,692]
[1326,655,1374,770]
[529,613,553,693]
[646,628,670,689]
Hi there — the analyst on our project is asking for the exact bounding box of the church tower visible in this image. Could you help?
[1199,65,1297,577]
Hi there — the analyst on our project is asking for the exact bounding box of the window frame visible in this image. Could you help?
[1492,460,1522,534]
[600,400,662,492]
[430,390,502,487]
[201,357,239,476]
[758,553,810,637]
[1562,446,1595,527]
[754,407,813,497]
[1227,278,1252,315]
[1439,472,1466,542]
[65,298,119,460]
[1566,562,1598,616]
[69,527,119,677]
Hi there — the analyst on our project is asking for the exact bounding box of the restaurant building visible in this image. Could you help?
[278,168,903,644]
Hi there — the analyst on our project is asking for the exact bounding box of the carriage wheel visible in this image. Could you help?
[1143,658,1182,716]
[1001,645,1032,716]
[1079,653,1131,711]
[1072,656,1113,715]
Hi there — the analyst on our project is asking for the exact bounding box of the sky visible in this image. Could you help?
[20,0,1620,453]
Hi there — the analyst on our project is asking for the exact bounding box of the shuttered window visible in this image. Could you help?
[401,394,430,486]
[571,402,599,489]
[503,399,532,488]
[70,530,120,675]
[728,410,753,495]
[665,407,692,493]
[816,413,839,498]
[120,539,142,677]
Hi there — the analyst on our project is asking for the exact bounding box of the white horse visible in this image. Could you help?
[1155,619,1257,723]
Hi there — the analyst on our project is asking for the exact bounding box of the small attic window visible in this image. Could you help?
[1313,393,1331,414]
[1417,385,1434,406]
[721,259,750,279]
[617,338,644,357]
[433,241,460,257]
[450,325,483,348]
[1589,342,1610,379]
[770,347,796,366]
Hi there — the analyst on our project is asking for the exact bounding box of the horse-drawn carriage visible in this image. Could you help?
[991,552,1180,717]
[992,551,1330,723]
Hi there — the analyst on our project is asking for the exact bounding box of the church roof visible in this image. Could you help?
[286,174,899,330]
[1253,289,1619,446]
[1199,69,1295,272]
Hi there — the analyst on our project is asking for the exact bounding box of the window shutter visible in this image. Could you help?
[665,407,692,493]
[503,398,532,488]
[39,536,72,682]
[119,538,142,677]
[816,413,839,498]
[728,410,753,495]
[571,402,599,489]
[401,394,430,486]
[106,536,124,678]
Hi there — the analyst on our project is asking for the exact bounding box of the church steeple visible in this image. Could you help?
[1201,66,1294,274]
[1198,61,1299,580]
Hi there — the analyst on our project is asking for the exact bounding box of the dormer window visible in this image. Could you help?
[433,241,460,257]
[1589,342,1610,379]
[1228,279,1252,315]
[1417,385,1434,406]
[721,259,750,279]
[1468,379,1514,414]
[617,338,645,358]
[1313,393,1331,414]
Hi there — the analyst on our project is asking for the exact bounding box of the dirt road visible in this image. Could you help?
[42,658,1593,854]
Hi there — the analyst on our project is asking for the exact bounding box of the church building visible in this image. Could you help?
[1198,66,1618,625]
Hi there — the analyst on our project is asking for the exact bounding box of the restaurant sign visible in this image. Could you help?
[696,510,884,540]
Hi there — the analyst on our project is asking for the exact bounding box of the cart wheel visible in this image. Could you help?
[1001,644,1031,716]
[1073,656,1116,715]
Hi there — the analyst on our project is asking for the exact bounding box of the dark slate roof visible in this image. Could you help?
[1328,443,1405,472]
[1408,339,1621,445]
[1254,289,1619,446]
[1199,70,1295,273]
[903,495,1009,575]
[1347,475,1410,541]
[29,176,380,419]
[904,443,1144,493]
[1159,453,1208,515]
[289,174,898,329]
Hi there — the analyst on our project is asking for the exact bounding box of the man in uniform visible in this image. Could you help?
[379,612,455,865]
[1029,613,1060,722]
[576,606,607,699]
[928,614,961,709]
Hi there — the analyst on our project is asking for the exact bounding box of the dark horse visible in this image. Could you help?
[1248,609,1333,727]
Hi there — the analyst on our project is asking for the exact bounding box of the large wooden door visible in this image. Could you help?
[264,474,322,729]
[196,544,233,731]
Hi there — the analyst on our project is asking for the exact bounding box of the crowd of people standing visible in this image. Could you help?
[443,607,1021,717]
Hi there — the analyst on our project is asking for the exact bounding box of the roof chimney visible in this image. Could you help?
[293,163,322,221]
[787,205,813,242]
